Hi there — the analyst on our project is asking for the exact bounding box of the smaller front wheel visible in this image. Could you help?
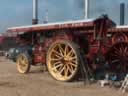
[16,53,31,74]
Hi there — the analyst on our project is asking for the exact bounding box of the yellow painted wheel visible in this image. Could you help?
[46,40,80,82]
[16,53,30,74]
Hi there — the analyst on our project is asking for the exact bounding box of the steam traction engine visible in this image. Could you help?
[7,15,128,82]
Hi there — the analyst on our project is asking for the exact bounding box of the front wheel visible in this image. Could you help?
[46,40,80,82]
[16,53,31,74]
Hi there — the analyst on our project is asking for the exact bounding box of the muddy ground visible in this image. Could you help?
[0,56,126,96]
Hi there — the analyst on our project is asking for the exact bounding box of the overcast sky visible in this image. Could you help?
[0,0,128,32]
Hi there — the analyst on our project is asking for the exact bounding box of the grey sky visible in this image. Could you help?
[0,0,128,32]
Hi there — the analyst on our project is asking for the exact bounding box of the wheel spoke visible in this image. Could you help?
[58,64,64,72]
[58,44,65,56]
[22,58,28,65]
[68,56,77,61]
[53,61,62,66]
[124,46,128,53]
[59,65,65,74]
[114,51,120,56]
[19,57,25,66]
[67,65,73,74]
[113,48,120,55]
[52,49,62,57]
[67,49,74,57]
[25,59,28,64]
[69,62,77,67]
[52,64,63,71]
[71,60,77,64]
[119,47,123,54]
[111,52,121,58]
[64,65,68,77]
[111,59,120,64]
[114,47,120,53]
[121,44,125,51]
[68,64,74,72]
[64,45,68,56]
[111,53,119,57]
[54,54,61,59]
[50,58,61,61]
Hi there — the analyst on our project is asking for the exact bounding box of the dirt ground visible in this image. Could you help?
[0,56,126,96]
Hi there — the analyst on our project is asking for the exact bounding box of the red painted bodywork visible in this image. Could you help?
[7,16,128,69]
[0,36,5,44]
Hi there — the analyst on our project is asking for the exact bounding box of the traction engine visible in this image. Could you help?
[7,15,128,82]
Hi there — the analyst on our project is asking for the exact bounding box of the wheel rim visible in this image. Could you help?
[107,42,128,72]
[16,54,29,73]
[47,41,78,81]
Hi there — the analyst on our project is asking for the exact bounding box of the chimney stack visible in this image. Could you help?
[32,0,38,24]
[120,3,125,25]
[85,0,89,19]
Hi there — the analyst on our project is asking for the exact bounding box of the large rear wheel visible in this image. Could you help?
[16,53,31,74]
[46,40,80,82]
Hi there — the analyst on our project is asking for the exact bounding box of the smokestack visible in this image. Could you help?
[120,3,125,25]
[85,0,89,19]
[32,0,38,24]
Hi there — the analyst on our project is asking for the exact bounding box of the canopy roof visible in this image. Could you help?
[7,19,95,33]
[8,15,128,33]
[108,25,128,33]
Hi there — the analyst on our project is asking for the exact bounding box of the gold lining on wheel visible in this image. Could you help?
[47,42,78,81]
